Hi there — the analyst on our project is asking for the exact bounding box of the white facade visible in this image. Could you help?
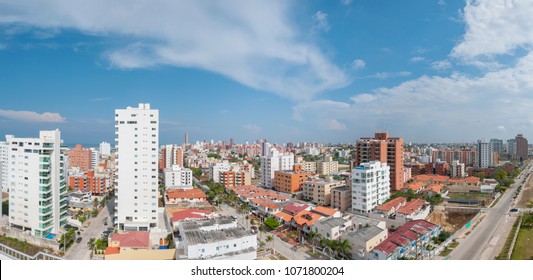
[477,140,492,168]
[99,141,111,157]
[317,155,339,175]
[209,161,231,183]
[351,161,390,213]
[178,218,257,260]
[306,147,320,156]
[90,148,100,169]
[115,103,159,231]
[0,139,8,195]
[260,148,294,189]
[164,165,193,188]
[6,130,68,238]
[451,160,466,178]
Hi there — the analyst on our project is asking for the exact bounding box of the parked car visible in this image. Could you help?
[510,208,519,212]
[76,237,82,243]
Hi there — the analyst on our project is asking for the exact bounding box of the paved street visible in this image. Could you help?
[64,196,114,260]
[450,161,533,260]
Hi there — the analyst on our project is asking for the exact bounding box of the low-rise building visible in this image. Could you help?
[219,170,251,188]
[343,225,388,260]
[303,177,345,206]
[370,220,441,260]
[104,231,175,260]
[165,189,207,206]
[170,209,214,230]
[317,155,338,175]
[164,165,193,188]
[331,186,351,212]
[374,197,407,217]
[177,217,257,260]
[395,199,429,220]
[273,166,312,194]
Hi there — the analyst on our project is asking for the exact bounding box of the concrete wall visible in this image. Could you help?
[0,226,60,252]
[105,248,176,260]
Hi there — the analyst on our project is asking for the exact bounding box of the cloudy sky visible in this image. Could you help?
[1,0,532,145]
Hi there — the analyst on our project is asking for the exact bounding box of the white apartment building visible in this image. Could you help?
[0,140,8,195]
[164,165,193,188]
[177,217,257,260]
[115,103,159,231]
[90,148,100,169]
[260,148,294,189]
[351,161,390,213]
[209,161,231,183]
[100,141,111,157]
[477,140,493,168]
[5,130,68,238]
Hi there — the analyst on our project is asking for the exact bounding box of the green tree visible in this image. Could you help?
[475,171,486,180]
[264,217,281,230]
[338,239,351,259]
[207,153,221,159]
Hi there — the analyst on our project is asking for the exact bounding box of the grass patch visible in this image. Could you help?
[0,235,42,256]
[439,241,459,257]
[511,214,533,260]
[496,217,522,260]
[448,192,491,201]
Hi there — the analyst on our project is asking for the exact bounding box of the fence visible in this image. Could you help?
[0,243,62,260]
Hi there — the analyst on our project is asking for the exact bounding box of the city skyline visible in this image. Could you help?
[2,1,533,144]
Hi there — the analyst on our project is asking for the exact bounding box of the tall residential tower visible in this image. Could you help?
[115,103,159,231]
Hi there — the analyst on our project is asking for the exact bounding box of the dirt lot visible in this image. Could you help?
[517,174,533,208]
[427,210,477,233]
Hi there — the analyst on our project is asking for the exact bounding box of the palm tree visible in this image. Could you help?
[337,239,352,260]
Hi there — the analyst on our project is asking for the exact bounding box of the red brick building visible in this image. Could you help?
[69,144,92,171]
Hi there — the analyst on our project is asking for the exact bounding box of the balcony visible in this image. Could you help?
[39,200,52,207]
[60,200,68,207]
[39,214,53,222]
[39,158,50,163]
[40,207,52,214]
[39,186,51,192]
[39,221,53,229]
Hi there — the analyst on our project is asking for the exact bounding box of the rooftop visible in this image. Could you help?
[344,225,386,242]
[375,197,406,212]
[180,218,254,246]
[312,206,338,217]
[171,209,212,223]
[397,199,426,215]
[167,188,207,199]
[110,231,150,248]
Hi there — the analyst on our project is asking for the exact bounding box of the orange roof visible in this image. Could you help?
[250,198,280,209]
[423,184,444,193]
[104,247,120,255]
[412,174,449,183]
[397,199,426,215]
[230,185,290,201]
[312,206,338,217]
[292,210,323,227]
[110,231,150,248]
[405,182,426,191]
[464,176,480,184]
[376,197,406,211]
[274,211,293,223]
[167,188,207,199]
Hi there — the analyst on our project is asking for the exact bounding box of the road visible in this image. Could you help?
[64,196,114,260]
[450,161,533,260]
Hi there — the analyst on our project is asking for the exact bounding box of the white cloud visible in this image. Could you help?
[452,0,533,60]
[410,56,426,63]
[430,60,452,71]
[293,51,533,141]
[328,119,346,130]
[0,109,66,123]
[312,11,330,32]
[352,59,365,70]
[0,1,348,101]
[242,124,262,134]
[369,71,411,79]
[438,0,446,7]
[0,43,6,50]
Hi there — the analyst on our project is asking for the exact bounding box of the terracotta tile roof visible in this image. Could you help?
[423,184,444,193]
[230,185,290,202]
[397,199,426,215]
[405,182,426,192]
[167,188,207,199]
[464,176,480,184]
[283,203,309,215]
[412,174,449,183]
[274,211,294,223]
[292,210,323,227]
[376,197,406,212]
[171,209,212,223]
[312,206,338,217]
[110,231,150,248]
[104,246,120,255]
[251,198,280,209]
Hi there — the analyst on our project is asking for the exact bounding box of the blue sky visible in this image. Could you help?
[1,0,533,145]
